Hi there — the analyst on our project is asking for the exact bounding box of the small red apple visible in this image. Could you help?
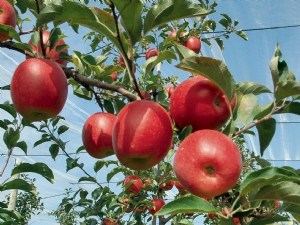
[118,54,126,68]
[165,86,175,98]
[28,30,68,66]
[174,129,242,199]
[10,58,68,121]
[103,218,118,225]
[159,180,174,191]
[0,0,16,41]
[184,36,201,54]
[109,72,118,81]
[123,175,143,194]
[82,112,116,159]
[145,48,159,60]
[142,178,151,189]
[149,198,165,215]
[208,213,217,219]
[174,180,188,195]
[233,217,241,225]
[169,75,231,131]
[112,100,173,170]
[169,30,177,38]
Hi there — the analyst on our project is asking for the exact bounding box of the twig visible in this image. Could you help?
[0,148,13,177]
[35,0,46,58]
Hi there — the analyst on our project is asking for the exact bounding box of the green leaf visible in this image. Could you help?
[174,43,198,61]
[237,82,272,95]
[235,30,248,41]
[0,179,35,193]
[276,102,300,116]
[0,208,22,221]
[240,167,300,196]
[73,87,93,100]
[94,160,106,173]
[66,158,82,172]
[0,24,21,42]
[256,118,276,156]
[103,99,115,114]
[107,167,124,182]
[253,181,300,206]
[155,195,215,216]
[15,141,27,155]
[111,0,143,45]
[283,203,300,222]
[176,56,235,100]
[78,176,97,183]
[0,102,17,118]
[49,143,60,160]
[234,94,258,126]
[11,162,55,183]
[275,80,300,101]
[3,128,20,149]
[144,0,212,34]
[178,125,193,141]
[249,214,289,225]
[36,2,128,54]
[33,136,50,147]
[58,125,69,135]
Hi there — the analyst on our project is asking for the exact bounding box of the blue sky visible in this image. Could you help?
[1,1,300,224]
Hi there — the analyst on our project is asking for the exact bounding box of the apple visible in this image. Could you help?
[142,177,151,189]
[169,30,178,38]
[233,217,241,225]
[103,218,118,225]
[145,48,159,60]
[169,75,231,131]
[159,180,174,191]
[112,100,173,170]
[82,112,116,159]
[149,198,165,215]
[28,30,68,66]
[109,72,118,81]
[173,129,242,199]
[123,175,143,194]
[208,213,217,219]
[184,36,201,54]
[0,0,16,41]
[174,180,188,195]
[10,58,68,122]
[165,86,175,98]
[118,54,126,68]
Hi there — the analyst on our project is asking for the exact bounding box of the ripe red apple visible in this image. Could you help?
[10,58,68,121]
[109,72,118,81]
[123,175,143,194]
[28,30,68,66]
[184,36,201,54]
[174,129,242,199]
[169,75,231,131]
[0,0,16,41]
[233,217,241,225]
[165,86,175,98]
[145,48,159,60]
[169,30,177,38]
[159,180,174,191]
[103,218,118,225]
[118,54,126,68]
[112,100,173,170]
[149,198,165,215]
[82,112,116,159]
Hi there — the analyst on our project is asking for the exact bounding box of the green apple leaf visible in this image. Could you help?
[36,1,128,54]
[275,80,300,102]
[282,202,300,222]
[15,141,27,155]
[107,167,124,182]
[111,0,143,45]
[144,0,212,34]
[155,195,215,216]
[0,24,21,42]
[275,101,300,116]
[252,181,300,206]
[248,214,290,225]
[254,103,274,120]
[174,43,199,61]
[256,118,276,156]
[0,208,22,221]
[3,128,20,150]
[176,56,235,100]
[0,102,17,118]
[240,167,300,196]
[237,82,272,95]
[234,94,259,126]
[0,178,35,193]
[49,143,60,160]
[11,162,55,183]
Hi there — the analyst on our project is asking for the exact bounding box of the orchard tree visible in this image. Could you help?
[0,0,300,225]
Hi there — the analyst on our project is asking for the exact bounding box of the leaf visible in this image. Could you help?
[178,125,193,141]
[240,167,300,196]
[107,167,124,182]
[0,179,35,193]
[144,0,212,34]
[275,80,300,101]
[111,0,143,45]
[49,143,60,160]
[256,118,276,156]
[0,102,17,118]
[33,136,50,147]
[174,43,198,61]
[248,214,289,225]
[78,176,97,183]
[36,2,127,54]
[276,101,300,116]
[0,24,21,42]
[235,30,248,41]
[3,128,20,150]
[282,202,300,222]
[253,181,300,206]
[73,87,93,100]
[234,94,258,126]
[15,141,27,155]
[94,160,106,173]
[58,125,69,135]
[155,195,215,216]
[237,82,272,95]
[11,162,55,183]
[176,56,235,100]
[103,99,115,114]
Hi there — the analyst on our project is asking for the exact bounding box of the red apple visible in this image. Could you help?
[28,30,68,66]
[112,100,173,170]
[145,48,159,60]
[165,86,175,98]
[169,30,177,38]
[103,218,118,225]
[142,178,151,189]
[233,217,241,225]
[174,130,242,199]
[123,175,143,194]
[159,180,174,191]
[174,180,188,195]
[0,0,16,41]
[208,213,217,219]
[10,58,68,121]
[109,72,118,81]
[118,54,126,68]
[82,112,116,159]
[184,36,201,54]
[169,75,231,131]
[149,198,165,215]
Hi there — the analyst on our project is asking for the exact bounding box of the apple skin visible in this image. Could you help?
[145,48,159,60]
[169,75,231,131]
[103,218,118,225]
[173,129,242,199]
[159,180,174,191]
[28,30,68,66]
[82,112,116,159]
[184,36,201,54]
[123,175,143,194]
[10,58,68,122]
[0,0,16,41]
[112,100,173,170]
[109,72,118,81]
[149,198,165,215]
